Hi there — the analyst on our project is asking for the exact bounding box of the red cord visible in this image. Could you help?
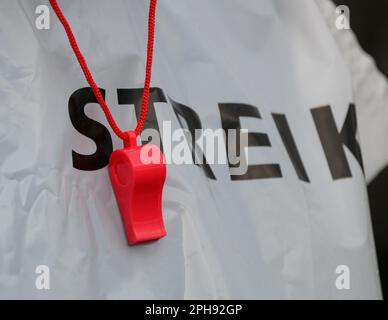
[49,0,157,141]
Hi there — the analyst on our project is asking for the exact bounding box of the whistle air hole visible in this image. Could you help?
[114,160,131,186]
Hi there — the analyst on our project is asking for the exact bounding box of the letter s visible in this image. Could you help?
[68,87,113,171]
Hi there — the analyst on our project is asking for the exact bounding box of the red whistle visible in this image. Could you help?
[109,131,166,245]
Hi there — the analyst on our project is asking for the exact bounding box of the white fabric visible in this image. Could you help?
[317,0,388,182]
[0,0,383,299]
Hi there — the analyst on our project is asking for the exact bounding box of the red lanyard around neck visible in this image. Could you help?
[49,0,157,142]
